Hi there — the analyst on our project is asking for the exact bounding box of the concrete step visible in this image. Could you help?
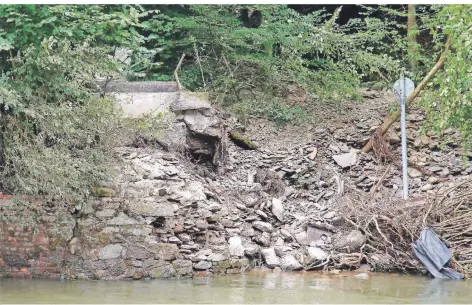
[100,81,179,93]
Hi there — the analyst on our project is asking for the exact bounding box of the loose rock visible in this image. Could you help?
[261,248,280,268]
[280,254,303,271]
[98,244,125,260]
[194,261,212,270]
[333,230,366,252]
[271,198,284,222]
[253,221,274,233]
[228,236,245,257]
[333,152,357,168]
[408,168,423,178]
[306,246,328,264]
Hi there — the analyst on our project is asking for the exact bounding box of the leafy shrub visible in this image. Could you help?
[0,5,168,226]
[418,5,472,147]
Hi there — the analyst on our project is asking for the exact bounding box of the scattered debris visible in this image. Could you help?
[271,198,284,222]
[307,147,318,160]
[9,88,472,280]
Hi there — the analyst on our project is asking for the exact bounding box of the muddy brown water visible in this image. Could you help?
[1,271,471,304]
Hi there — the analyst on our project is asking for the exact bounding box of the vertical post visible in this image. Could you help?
[400,74,409,200]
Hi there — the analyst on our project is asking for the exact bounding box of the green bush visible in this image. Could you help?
[0,5,167,226]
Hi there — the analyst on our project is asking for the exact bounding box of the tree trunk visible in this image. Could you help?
[362,35,452,153]
[0,111,5,169]
[408,4,417,72]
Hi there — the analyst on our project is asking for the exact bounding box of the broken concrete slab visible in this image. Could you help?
[171,91,211,112]
[155,122,188,152]
[101,81,179,93]
[106,81,227,169]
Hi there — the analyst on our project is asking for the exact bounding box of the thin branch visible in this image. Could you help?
[174,54,186,90]
[193,40,207,88]
[370,165,392,194]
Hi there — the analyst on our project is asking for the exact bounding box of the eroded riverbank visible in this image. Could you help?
[2,86,471,279]
[1,271,471,304]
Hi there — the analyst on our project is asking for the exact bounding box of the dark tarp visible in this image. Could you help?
[411,228,463,280]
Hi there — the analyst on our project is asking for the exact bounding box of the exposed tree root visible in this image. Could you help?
[336,176,472,278]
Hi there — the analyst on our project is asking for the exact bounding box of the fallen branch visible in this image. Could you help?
[193,41,206,88]
[362,35,452,153]
[370,165,392,194]
[174,54,186,90]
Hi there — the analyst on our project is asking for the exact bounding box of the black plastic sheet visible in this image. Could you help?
[411,228,463,280]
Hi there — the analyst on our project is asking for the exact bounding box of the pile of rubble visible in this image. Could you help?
[52,89,472,279]
[206,89,472,273]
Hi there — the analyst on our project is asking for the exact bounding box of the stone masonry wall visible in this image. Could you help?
[0,82,244,280]
[67,147,252,280]
[0,147,252,280]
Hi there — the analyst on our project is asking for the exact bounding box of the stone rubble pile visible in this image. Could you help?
[66,91,471,280]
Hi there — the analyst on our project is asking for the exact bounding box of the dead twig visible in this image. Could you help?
[370,165,392,194]
[306,255,331,270]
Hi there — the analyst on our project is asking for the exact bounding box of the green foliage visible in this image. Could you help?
[0,6,168,226]
[0,40,117,200]
[142,5,404,123]
[418,5,472,148]
[0,5,160,79]
[137,5,192,80]
[154,4,472,142]
[228,96,315,127]
[0,5,143,48]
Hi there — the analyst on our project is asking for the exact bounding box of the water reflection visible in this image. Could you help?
[262,271,278,289]
[1,271,472,304]
[416,278,469,304]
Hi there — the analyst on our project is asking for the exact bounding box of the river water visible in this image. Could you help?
[1,271,471,304]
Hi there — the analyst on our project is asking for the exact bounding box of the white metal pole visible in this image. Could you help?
[400,75,409,200]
